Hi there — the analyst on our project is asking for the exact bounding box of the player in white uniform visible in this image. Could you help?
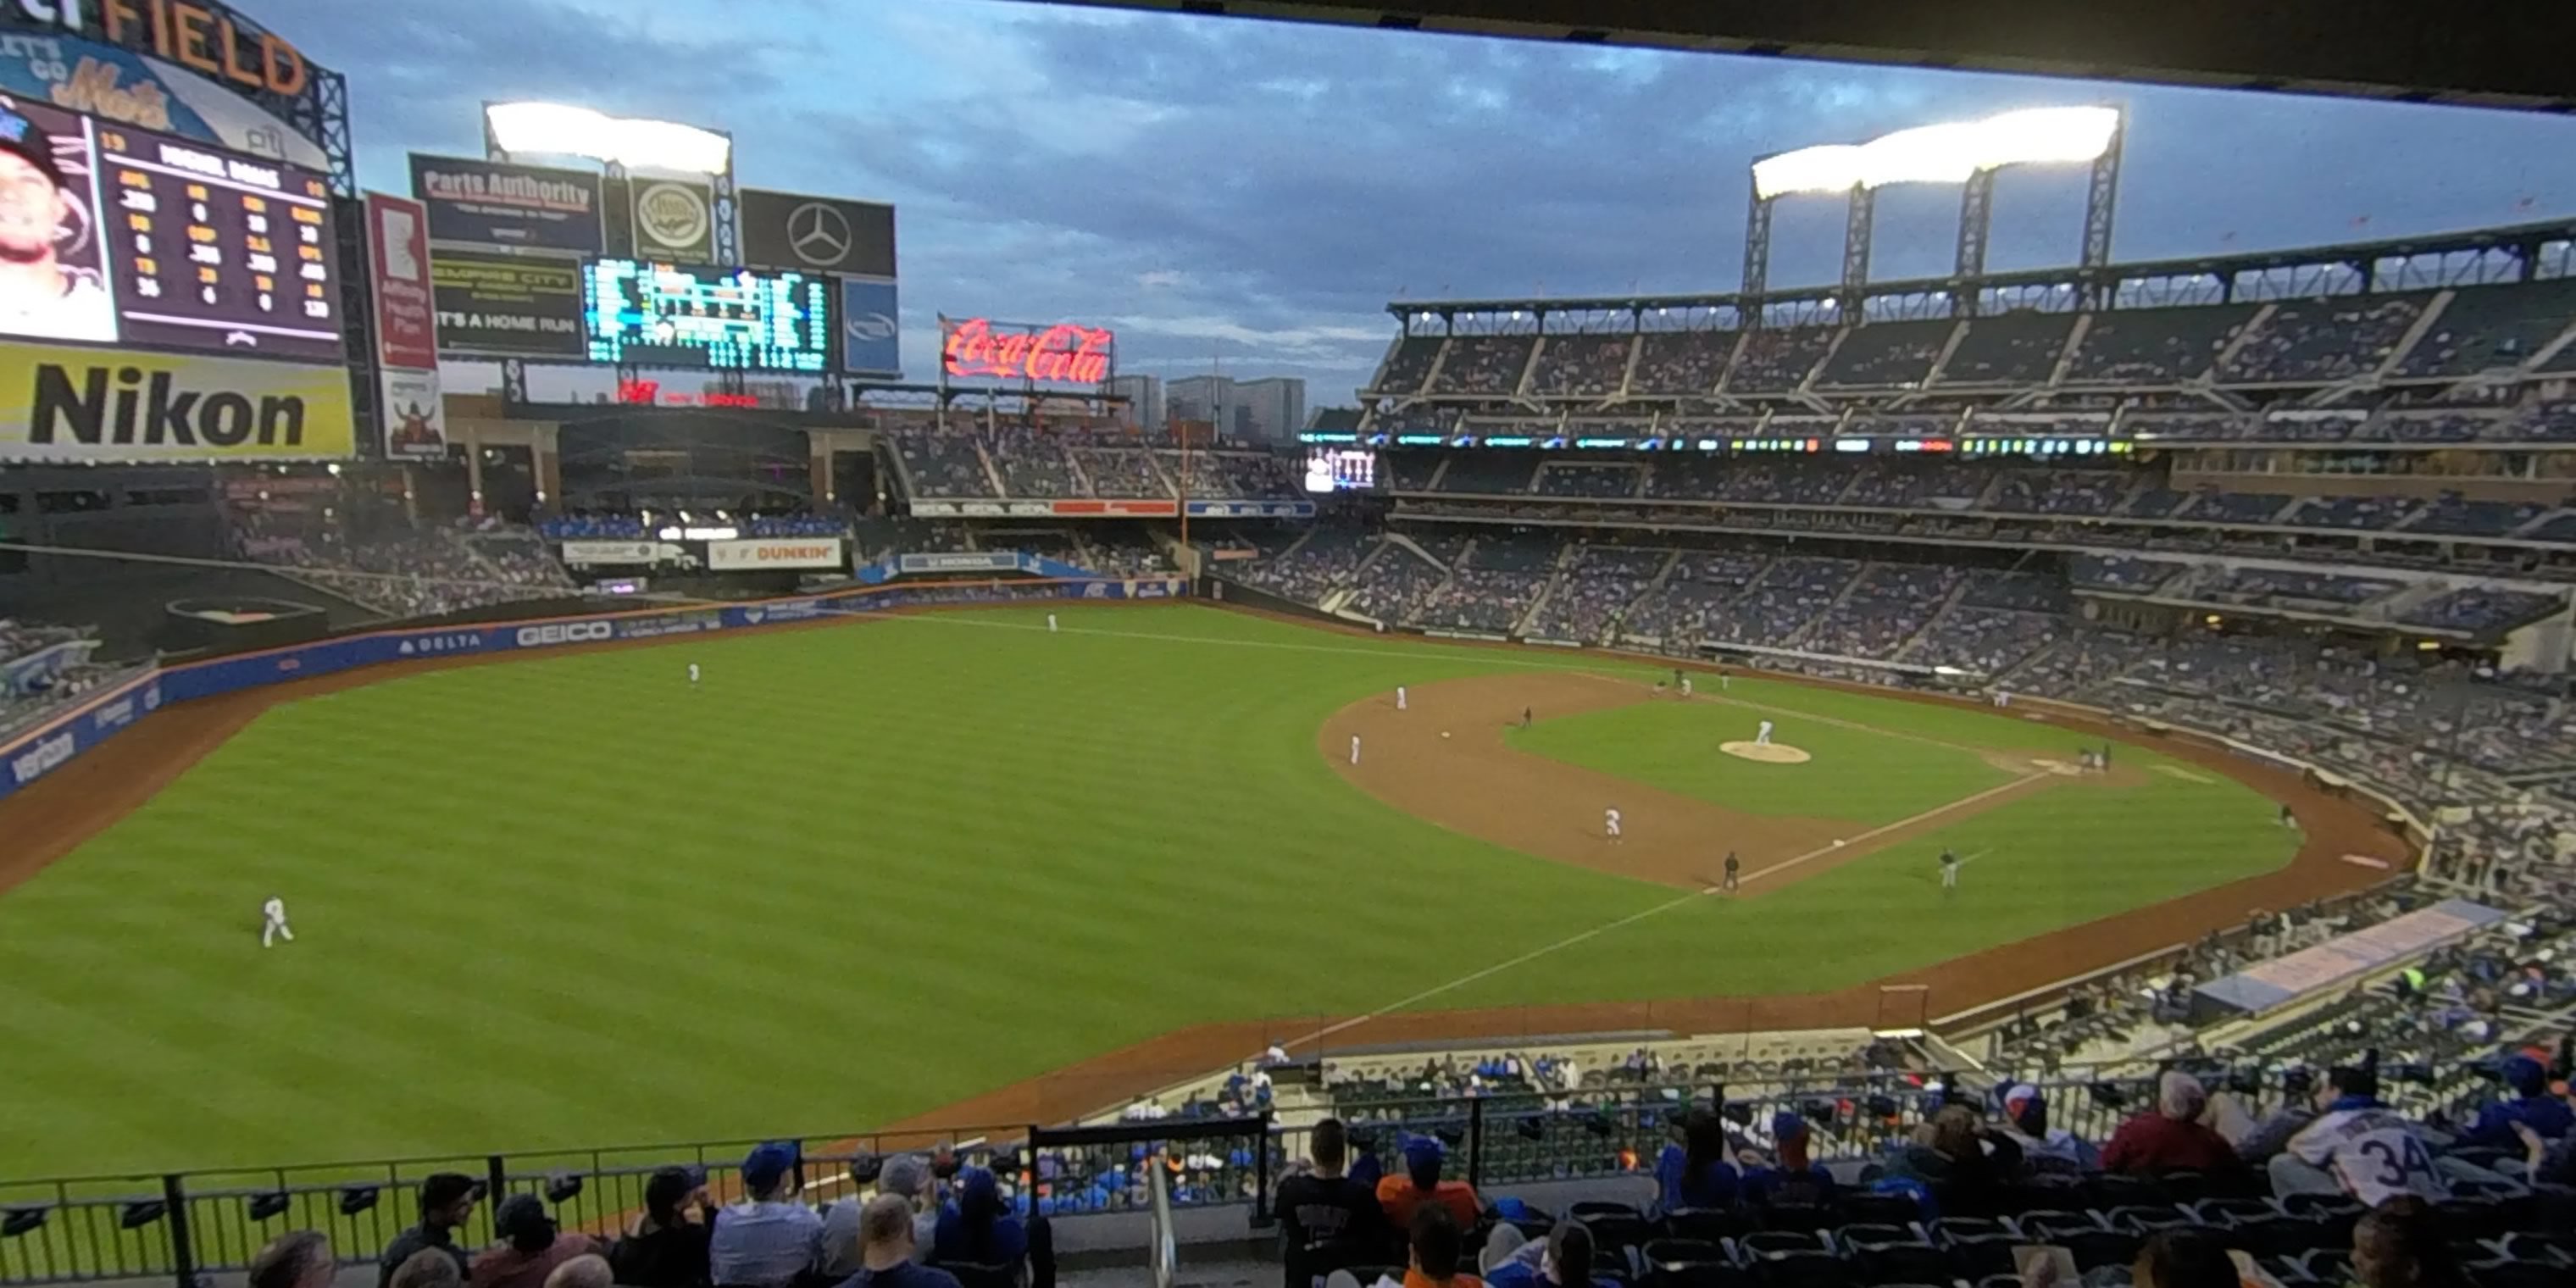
[1604,808,1622,843]
[687,663,700,687]
[1349,735,1361,766]
[1048,613,1058,633]
[260,897,293,947]
[1755,719,1774,747]
[1396,686,1407,711]
[1679,677,1691,697]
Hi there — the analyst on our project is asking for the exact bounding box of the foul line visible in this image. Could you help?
[1277,770,2050,1054]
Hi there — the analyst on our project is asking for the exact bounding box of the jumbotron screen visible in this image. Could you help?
[580,259,835,372]
[1304,447,1376,493]
[0,98,342,363]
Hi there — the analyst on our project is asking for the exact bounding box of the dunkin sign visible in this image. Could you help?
[706,538,845,571]
[942,317,1113,386]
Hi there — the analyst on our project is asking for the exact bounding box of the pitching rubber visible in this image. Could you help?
[1719,741,1813,764]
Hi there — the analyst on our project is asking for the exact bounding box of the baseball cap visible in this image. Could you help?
[0,105,64,191]
[1402,1135,1444,1170]
[1771,1111,1807,1142]
[492,1193,553,1244]
[741,1142,797,1192]
[2001,1084,2044,1120]
[877,1153,930,1200]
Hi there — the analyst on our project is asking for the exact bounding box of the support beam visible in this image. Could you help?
[1840,185,1876,299]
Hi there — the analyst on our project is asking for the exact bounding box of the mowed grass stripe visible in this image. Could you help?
[0,606,2287,1175]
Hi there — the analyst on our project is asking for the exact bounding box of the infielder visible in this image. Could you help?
[1722,851,1740,893]
[687,662,700,687]
[1605,807,1622,843]
[1755,719,1775,747]
[260,896,293,947]
[1396,686,1407,711]
[1939,848,1961,892]
[1350,735,1361,766]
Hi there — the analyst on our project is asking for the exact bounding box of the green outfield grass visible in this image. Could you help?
[0,605,2296,1179]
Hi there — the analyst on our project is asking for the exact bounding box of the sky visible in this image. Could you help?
[257,0,2576,403]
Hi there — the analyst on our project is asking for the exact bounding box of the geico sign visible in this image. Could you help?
[515,620,613,647]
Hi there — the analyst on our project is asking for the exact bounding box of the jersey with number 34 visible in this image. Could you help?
[2287,1107,2451,1206]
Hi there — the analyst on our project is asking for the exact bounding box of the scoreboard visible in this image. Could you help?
[580,258,834,373]
[96,122,342,364]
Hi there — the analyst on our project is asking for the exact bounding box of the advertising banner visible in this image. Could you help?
[739,189,896,276]
[559,540,657,565]
[626,176,716,262]
[378,367,447,460]
[0,670,158,803]
[430,251,585,357]
[365,192,437,369]
[0,344,354,462]
[897,552,1019,575]
[706,538,843,571]
[908,500,1058,519]
[410,153,603,254]
[1185,500,1318,519]
[841,278,900,376]
[942,315,1113,386]
[0,32,330,169]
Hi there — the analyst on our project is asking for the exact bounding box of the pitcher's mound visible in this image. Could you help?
[1720,741,1811,764]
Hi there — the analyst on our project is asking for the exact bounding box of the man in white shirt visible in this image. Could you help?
[0,108,115,344]
[260,897,293,947]
[2273,1066,2450,1206]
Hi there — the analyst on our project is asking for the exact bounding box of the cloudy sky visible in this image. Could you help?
[263,0,2576,403]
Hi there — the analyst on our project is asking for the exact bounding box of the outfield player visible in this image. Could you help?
[1048,613,1058,633]
[1679,676,1692,698]
[260,896,293,947]
[1396,686,1407,711]
[687,662,700,687]
[1939,849,1960,891]
[1722,851,1740,893]
[1350,735,1361,766]
[1605,807,1622,843]
[1755,719,1774,747]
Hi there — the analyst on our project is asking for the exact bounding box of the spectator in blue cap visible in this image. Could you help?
[709,1143,820,1288]
[1375,1135,1479,1234]
[2462,1054,2573,1149]
[1740,1112,1835,1208]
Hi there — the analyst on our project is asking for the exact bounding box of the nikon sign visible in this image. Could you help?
[0,345,355,462]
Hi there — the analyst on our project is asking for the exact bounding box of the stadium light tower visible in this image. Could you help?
[1740,106,2124,312]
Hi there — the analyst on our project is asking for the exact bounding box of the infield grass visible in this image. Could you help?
[0,605,2294,1180]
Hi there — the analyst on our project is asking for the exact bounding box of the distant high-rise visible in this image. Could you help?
[1108,375,1163,431]
[1163,375,1307,444]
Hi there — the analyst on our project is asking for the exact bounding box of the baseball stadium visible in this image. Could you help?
[0,3,2570,1288]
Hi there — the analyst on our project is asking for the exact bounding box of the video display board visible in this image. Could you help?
[1304,447,1375,493]
[580,258,833,373]
[0,96,339,363]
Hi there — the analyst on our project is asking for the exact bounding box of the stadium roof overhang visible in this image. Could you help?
[1380,216,2576,316]
[1010,0,2576,113]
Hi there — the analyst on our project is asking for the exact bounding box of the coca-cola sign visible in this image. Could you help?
[943,317,1113,385]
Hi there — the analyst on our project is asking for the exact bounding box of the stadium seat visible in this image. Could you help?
[1748,1249,1853,1288]
[1579,1211,1658,1277]
[2437,1193,2509,1241]
[1757,1202,1835,1235]
[2059,1228,2142,1272]
[1666,1208,1763,1244]
[1835,1194,1920,1229]
[1740,1231,1826,1259]
[1640,1239,1746,1288]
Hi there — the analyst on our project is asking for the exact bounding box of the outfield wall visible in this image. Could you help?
[0,575,1187,804]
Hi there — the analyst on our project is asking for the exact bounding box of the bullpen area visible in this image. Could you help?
[0,604,2402,1178]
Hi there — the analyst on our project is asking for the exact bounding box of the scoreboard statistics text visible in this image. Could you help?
[1304,447,1376,493]
[97,123,341,363]
[580,259,834,373]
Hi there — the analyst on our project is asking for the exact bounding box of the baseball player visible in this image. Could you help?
[687,662,700,687]
[260,896,293,947]
[1755,719,1775,747]
[1396,686,1407,711]
[1679,676,1692,698]
[1939,848,1961,892]
[1605,807,1622,843]
[1048,613,1058,633]
[2279,803,2297,829]
[1522,707,1533,730]
[1722,851,1740,893]
[1349,735,1361,766]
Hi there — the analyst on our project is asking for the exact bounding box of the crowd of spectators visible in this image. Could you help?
[1725,329,1835,393]
[1629,331,1733,395]
[1430,336,1535,395]
[1523,546,1665,643]
[242,518,574,619]
[2219,295,2427,384]
[893,434,997,498]
[1815,323,1947,387]
[1531,336,1634,397]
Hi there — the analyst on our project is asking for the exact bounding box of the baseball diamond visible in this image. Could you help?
[0,603,2398,1177]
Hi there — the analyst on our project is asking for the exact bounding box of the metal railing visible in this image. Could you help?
[1148,1150,1176,1288]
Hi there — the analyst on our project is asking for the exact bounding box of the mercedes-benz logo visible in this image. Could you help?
[787,202,852,266]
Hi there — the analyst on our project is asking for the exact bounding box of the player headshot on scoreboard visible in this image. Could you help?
[0,101,113,343]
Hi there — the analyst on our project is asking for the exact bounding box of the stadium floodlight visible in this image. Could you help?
[484,103,732,174]
[1752,107,2118,198]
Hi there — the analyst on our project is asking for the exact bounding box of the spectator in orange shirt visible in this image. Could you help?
[1402,1206,1482,1288]
[1376,1137,1480,1234]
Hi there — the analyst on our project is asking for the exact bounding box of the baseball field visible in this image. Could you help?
[0,602,2401,1180]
